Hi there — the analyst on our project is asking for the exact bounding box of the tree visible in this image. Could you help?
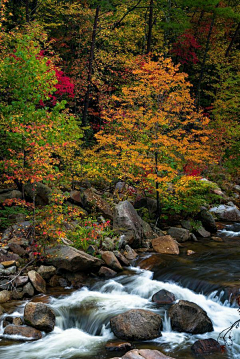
[84,56,212,217]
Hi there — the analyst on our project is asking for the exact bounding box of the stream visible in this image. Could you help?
[0,223,239,359]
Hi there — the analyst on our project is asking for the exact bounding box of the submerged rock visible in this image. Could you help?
[152,289,176,305]
[4,325,42,340]
[111,349,175,359]
[105,340,132,351]
[110,309,163,341]
[191,338,222,355]
[24,302,55,333]
[168,300,213,334]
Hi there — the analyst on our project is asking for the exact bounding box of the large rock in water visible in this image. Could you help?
[45,245,103,272]
[24,302,55,332]
[111,349,175,359]
[191,339,222,355]
[113,201,144,248]
[167,227,190,242]
[110,309,163,341]
[4,325,42,340]
[152,236,179,255]
[152,289,176,305]
[197,208,217,233]
[168,300,213,334]
[210,203,240,222]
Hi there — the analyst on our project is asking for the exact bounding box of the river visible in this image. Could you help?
[0,223,239,359]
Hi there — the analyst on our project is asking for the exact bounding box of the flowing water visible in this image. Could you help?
[0,223,239,359]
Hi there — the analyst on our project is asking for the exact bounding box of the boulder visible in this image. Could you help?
[101,251,122,271]
[13,275,29,287]
[24,302,55,332]
[3,316,23,327]
[25,183,51,205]
[0,305,5,315]
[45,245,103,272]
[152,289,176,305]
[22,282,35,297]
[112,349,175,359]
[191,338,222,355]
[123,245,138,260]
[210,203,240,222]
[99,266,117,278]
[37,265,57,280]
[0,250,20,263]
[4,325,42,340]
[8,243,27,256]
[110,309,163,341]
[28,270,46,293]
[133,197,158,220]
[168,300,213,334]
[113,251,130,266]
[152,236,179,255]
[167,227,190,242]
[0,290,12,303]
[2,221,32,242]
[0,266,17,275]
[113,201,144,248]
[84,188,113,219]
[195,226,211,238]
[0,189,22,203]
[197,208,217,233]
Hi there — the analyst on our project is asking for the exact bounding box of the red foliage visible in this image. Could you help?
[171,31,201,65]
[183,161,202,176]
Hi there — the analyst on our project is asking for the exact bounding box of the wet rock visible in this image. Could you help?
[152,289,176,305]
[58,278,69,287]
[110,309,163,341]
[197,208,217,233]
[0,290,12,303]
[113,250,130,266]
[187,250,195,255]
[99,266,117,278]
[25,183,51,206]
[22,282,35,297]
[210,203,240,222]
[4,325,42,340]
[191,338,222,355]
[167,227,190,242]
[12,288,24,300]
[84,187,113,219]
[112,349,175,359]
[212,236,223,242]
[28,270,46,294]
[45,245,103,272]
[195,226,211,238]
[101,251,122,271]
[3,316,23,327]
[123,245,138,260]
[0,305,5,315]
[8,243,27,256]
[152,236,179,255]
[24,302,55,332]
[168,300,213,334]
[113,201,144,248]
[37,265,56,280]
[105,341,132,351]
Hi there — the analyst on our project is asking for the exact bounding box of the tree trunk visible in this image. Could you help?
[25,0,30,22]
[225,22,240,57]
[146,0,154,54]
[82,5,100,126]
[30,0,38,20]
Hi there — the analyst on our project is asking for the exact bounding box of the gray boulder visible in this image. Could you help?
[110,309,163,341]
[25,183,51,205]
[210,203,240,222]
[24,302,55,332]
[168,300,213,334]
[45,245,103,272]
[152,289,176,305]
[0,189,22,203]
[37,265,56,280]
[167,227,190,242]
[197,208,217,233]
[113,201,144,247]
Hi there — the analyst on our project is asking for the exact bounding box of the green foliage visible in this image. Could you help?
[0,205,30,229]
[162,176,222,216]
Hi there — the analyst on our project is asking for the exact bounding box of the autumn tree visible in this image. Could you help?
[85,56,213,216]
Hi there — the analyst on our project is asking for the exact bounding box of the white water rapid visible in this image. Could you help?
[0,265,239,359]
